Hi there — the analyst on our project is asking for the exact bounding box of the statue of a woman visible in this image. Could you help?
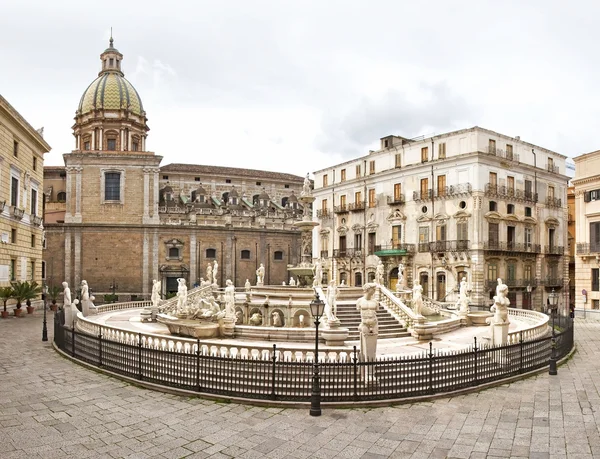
[412,280,423,316]
[81,280,90,317]
[176,278,188,314]
[301,173,311,196]
[375,260,384,286]
[206,264,213,284]
[224,279,235,319]
[151,279,161,309]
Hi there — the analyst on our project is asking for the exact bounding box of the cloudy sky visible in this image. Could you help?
[1,0,594,175]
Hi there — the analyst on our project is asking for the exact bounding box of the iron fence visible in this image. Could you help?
[54,312,573,403]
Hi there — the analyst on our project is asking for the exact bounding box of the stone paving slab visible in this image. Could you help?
[0,312,598,458]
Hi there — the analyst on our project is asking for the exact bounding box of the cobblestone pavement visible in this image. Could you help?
[0,312,598,459]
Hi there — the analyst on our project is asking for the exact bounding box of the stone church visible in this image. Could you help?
[43,38,304,299]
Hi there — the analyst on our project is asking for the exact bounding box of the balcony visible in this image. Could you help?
[485,279,537,289]
[32,215,43,226]
[386,194,405,205]
[542,277,564,287]
[11,206,24,220]
[333,204,348,214]
[0,201,5,213]
[320,250,329,258]
[547,164,559,174]
[576,243,600,255]
[348,201,366,212]
[413,189,433,202]
[374,243,415,257]
[546,197,562,208]
[418,240,470,253]
[484,184,538,203]
[483,241,541,253]
[434,183,473,199]
[485,146,520,162]
[544,245,564,255]
[316,209,331,218]
[333,248,363,258]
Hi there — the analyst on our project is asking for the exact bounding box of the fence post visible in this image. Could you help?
[196,338,201,392]
[271,344,277,400]
[353,346,358,401]
[137,332,142,380]
[473,337,478,386]
[428,342,434,395]
[98,333,103,367]
[71,325,75,357]
[519,331,524,374]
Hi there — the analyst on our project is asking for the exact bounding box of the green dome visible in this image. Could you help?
[77,72,144,116]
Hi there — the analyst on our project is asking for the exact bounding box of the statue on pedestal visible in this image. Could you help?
[491,278,510,324]
[151,279,161,310]
[325,279,339,322]
[81,280,91,317]
[244,279,251,292]
[206,264,213,285]
[458,277,470,314]
[224,279,236,319]
[176,278,188,314]
[313,261,323,287]
[62,281,73,325]
[396,263,405,292]
[375,260,384,286]
[212,260,219,286]
[412,280,424,316]
[356,283,378,381]
[301,173,311,197]
[272,311,282,327]
[289,277,296,287]
[256,263,265,285]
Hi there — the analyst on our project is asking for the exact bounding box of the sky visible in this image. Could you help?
[1,0,594,176]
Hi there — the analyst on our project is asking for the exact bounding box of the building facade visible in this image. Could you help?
[313,127,569,311]
[43,39,304,300]
[572,151,600,317]
[0,95,50,289]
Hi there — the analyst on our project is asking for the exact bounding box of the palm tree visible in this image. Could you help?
[0,286,14,318]
[48,285,61,310]
[11,281,42,312]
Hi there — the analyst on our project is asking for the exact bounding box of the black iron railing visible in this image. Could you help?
[576,243,600,255]
[547,164,559,173]
[485,146,520,162]
[333,204,348,214]
[483,241,541,253]
[418,240,470,253]
[54,312,573,403]
[546,197,562,208]
[386,195,405,205]
[413,190,433,202]
[435,184,473,199]
[484,184,538,203]
[316,209,330,218]
[544,245,564,255]
[333,248,362,258]
[542,278,564,287]
[485,279,538,289]
[348,201,366,212]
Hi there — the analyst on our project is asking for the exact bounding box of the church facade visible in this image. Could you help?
[43,39,304,300]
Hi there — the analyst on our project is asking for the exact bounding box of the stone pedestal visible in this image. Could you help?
[256,282,264,287]
[360,333,378,384]
[321,321,349,346]
[220,317,235,338]
[489,321,509,346]
[411,316,434,340]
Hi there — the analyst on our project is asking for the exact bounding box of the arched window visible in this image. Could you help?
[240,250,251,260]
[281,197,289,207]
[57,191,66,202]
[205,248,216,259]
[274,250,284,260]
[489,201,497,212]
[354,272,362,287]
[169,247,180,259]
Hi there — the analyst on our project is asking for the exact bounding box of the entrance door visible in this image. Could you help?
[437,273,446,301]
[389,267,399,291]
[354,272,362,287]
[166,277,179,297]
[420,273,429,297]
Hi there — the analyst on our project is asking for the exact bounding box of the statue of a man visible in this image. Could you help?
[313,261,323,287]
[356,283,379,374]
[325,279,338,321]
[492,278,510,324]
[256,263,265,284]
[375,260,385,286]
[412,280,424,316]
[244,279,251,292]
[272,311,282,327]
[224,279,235,319]
[206,264,213,284]
[176,278,188,314]
[151,279,161,309]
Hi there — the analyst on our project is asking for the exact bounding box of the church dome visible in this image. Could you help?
[77,73,144,116]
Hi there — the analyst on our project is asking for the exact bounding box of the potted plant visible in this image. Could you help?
[48,285,61,312]
[0,286,14,319]
[11,281,42,316]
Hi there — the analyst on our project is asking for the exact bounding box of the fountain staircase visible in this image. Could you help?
[334,288,411,340]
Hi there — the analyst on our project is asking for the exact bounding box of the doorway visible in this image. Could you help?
[437,273,446,301]
[389,267,398,291]
[354,272,362,287]
[420,272,429,297]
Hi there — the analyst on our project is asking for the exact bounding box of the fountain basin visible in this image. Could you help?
[158,317,220,338]
[467,311,493,326]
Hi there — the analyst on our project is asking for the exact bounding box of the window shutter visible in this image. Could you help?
[585,191,591,202]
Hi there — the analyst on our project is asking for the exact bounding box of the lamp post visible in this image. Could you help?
[309,291,325,417]
[526,284,532,310]
[548,288,559,375]
[41,283,48,342]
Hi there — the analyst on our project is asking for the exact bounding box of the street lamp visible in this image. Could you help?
[526,284,532,310]
[109,279,118,303]
[41,283,48,342]
[548,288,559,375]
[309,290,326,417]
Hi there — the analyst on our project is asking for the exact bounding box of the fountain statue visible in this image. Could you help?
[375,260,384,286]
[256,263,265,286]
[206,264,213,284]
[487,278,511,345]
[357,283,378,383]
[176,278,188,315]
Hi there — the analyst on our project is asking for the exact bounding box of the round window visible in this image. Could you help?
[459,201,467,209]
[421,206,428,214]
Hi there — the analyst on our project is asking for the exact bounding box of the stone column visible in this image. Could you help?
[190,233,197,286]
[74,167,82,223]
[153,230,159,284]
[142,229,149,297]
[91,130,95,150]
[64,231,71,287]
[73,231,81,288]
[99,128,103,150]
[120,129,125,151]
[153,168,159,220]
[65,167,73,220]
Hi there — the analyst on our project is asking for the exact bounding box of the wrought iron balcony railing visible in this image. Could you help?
[333,204,348,214]
[484,146,520,162]
[544,245,564,255]
[374,243,416,254]
[484,184,538,203]
[483,241,541,253]
[547,164,559,173]
[434,183,473,199]
[348,201,366,212]
[418,240,470,253]
[542,277,564,286]
[485,279,538,289]
[333,248,363,258]
[413,190,433,202]
[386,194,405,205]
[32,215,43,226]
[576,243,600,255]
[316,209,331,218]
[546,197,562,208]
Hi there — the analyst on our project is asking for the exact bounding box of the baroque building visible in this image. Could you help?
[572,151,600,318]
[43,39,304,299]
[312,127,569,311]
[0,96,50,289]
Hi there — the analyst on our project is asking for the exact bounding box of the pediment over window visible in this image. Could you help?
[453,210,472,219]
[523,216,538,225]
[417,214,432,223]
[165,238,184,248]
[434,213,449,223]
[545,217,560,228]
[319,228,331,236]
[386,209,406,223]
[505,214,519,222]
[351,224,364,233]
[337,224,349,235]
[484,211,502,221]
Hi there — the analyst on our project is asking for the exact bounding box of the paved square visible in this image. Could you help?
[0,313,597,458]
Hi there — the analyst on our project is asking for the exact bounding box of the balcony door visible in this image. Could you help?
[420,272,429,297]
[436,273,446,301]
[339,235,347,256]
